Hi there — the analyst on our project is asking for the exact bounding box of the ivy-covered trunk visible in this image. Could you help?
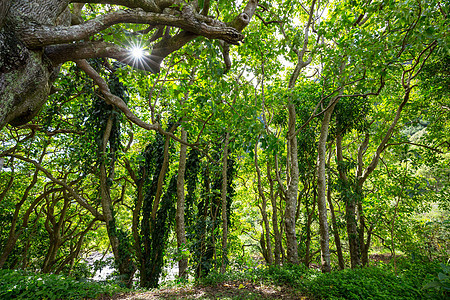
[99,115,135,287]
[136,130,176,288]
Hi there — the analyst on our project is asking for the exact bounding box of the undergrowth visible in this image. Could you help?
[0,269,126,300]
[199,259,447,300]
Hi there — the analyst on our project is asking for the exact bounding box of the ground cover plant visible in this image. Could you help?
[194,260,447,300]
[0,269,126,299]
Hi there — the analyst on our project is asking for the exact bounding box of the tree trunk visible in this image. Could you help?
[255,142,273,265]
[285,104,299,264]
[267,163,281,265]
[327,177,345,270]
[304,189,316,267]
[176,129,188,279]
[100,116,135,287]
[220,131,230,274]
[316,100,337,273]
[0,0,70,129]
[336,130,361,268]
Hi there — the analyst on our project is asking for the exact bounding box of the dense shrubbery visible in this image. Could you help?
[199,259,447,300]
[0,270,125,300]
[0,259,447,299]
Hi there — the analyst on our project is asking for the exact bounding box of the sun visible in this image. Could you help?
[131,46,145,59]
[124,39,158,72]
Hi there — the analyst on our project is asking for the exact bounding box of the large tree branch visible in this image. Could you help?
[76,58,205,154]
[359,88,411,185]
[76,59,159,130]
[19,6,243,48]
[72,0,162,12]
[220,0,258,72]
[45,41,161,72]
[148,30,197,73]
[229,0,258,31]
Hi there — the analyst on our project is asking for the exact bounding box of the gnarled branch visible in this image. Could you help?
[19,6,243,48]
[45,41,160,72]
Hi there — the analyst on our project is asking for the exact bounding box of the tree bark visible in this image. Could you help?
[220,131,230,274]
[176,129,188,278]
[285,104,299,264]
[100,116,135,287]
[327,173,345,270]
[267,163,281,265]
[254,142,273,265]
[316,100,336,273]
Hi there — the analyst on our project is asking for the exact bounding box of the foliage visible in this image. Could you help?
[0,269,125,300]
[199,261,445,300]
[423,263,450,296]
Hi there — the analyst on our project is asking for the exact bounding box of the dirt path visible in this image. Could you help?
[105,281,309,299]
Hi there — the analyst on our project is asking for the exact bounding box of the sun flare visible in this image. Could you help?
[131,46,145,59]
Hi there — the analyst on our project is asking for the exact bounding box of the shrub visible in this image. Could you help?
[423,263,450,298]
[302,260,444,300]
[303,267,420,300]
[0,269,125,300]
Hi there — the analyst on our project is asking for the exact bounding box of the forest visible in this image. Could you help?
[0,0,449,299]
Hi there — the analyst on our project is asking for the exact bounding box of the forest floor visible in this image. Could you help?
[104,280,308,299]
[100,254,398,299]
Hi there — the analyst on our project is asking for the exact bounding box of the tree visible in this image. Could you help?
[0,0,258,129]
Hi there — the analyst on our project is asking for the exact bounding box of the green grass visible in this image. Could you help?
[0,269,126,300]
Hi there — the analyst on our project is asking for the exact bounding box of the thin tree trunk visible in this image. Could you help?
[255,141,273,265]
[267,163,281,265]
[220,131,230,274]
[285,104,299,264]
[304,190,316,267]
[326,148,344,269]
[42,193,69,273]
[336,131,361,268]
[327,176,345,270]
[358,196,369,266]
[100,116,135,287]
[55,219,97,274]
[176,129,188,278]
[316,100,337,273]
[0,154,46,268]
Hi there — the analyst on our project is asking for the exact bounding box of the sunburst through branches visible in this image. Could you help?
[125,40,159,73]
